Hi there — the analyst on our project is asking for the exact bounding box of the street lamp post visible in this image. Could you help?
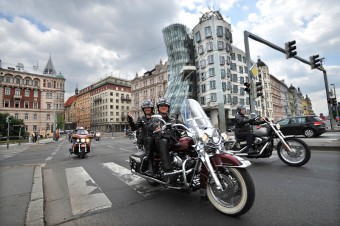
[331,83,338,126]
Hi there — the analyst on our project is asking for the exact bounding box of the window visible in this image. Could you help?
[208,55,214,64]
[47,81,52,88]
[217,41,224,50]
[5,87,10,95]
[34,114,37,120]
[5,77,11,83]
[34,90,38,97]
[208,68,215,77]
[24,102,29,108]
[15,88,20,95]
[25,114,28,120]
[228,94,232,103]
[226,56,231,65]
[243,56,246,63]
[15,113,19,119]
[240,87,245,95]
[240,99,245,105]
[33,103,38,109]
[226,43,231,52]
[201,84,206,92]
[201,72,206,81]
[222,82,226,91]
[240,77,244,84]
[206,42,213,51]
[15,101,20,108]
[231,63,237,71]
[221,69,226,78]
[237,54,242,62]
[239,66,244,74]
[205,26,212,38]
[232,96,238,105]
[200,60,206,69]
[232,74,238,82]
[4,100,10,107]
[47,103,51,109]
[210,80,216,89]
[25,89,30,97]
[220,56,225,65]
[217,26,223,37]
[16,78,20,84]
[198,45,204,54]
[225,28,230,39]
[195,31,201,43]
[233,85,238,93]
[210,93,217,102]
[25,79,30,85]
[47,114,50,120]
[231,52,235,60]
[200,97,205,105]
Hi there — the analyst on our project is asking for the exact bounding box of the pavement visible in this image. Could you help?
[0,129,339,226]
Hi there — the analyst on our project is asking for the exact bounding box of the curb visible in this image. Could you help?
[310,146,340,151]
[25,165,44,226]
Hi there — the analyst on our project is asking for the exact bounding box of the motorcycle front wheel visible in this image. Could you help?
[277,137,311,167]
[207,167,255,216]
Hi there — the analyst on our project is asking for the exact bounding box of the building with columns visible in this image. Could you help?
[0,56,65,137]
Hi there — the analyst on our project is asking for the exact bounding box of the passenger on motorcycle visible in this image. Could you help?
[127,99,156,176]
[152,98,183,173]
[234,105,264,155]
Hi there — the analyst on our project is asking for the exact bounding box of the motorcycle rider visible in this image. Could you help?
[153,98,183,174]
[127,99,155,176]
[234,105,264,155]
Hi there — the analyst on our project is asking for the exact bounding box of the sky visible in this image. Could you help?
[1,0,339,116]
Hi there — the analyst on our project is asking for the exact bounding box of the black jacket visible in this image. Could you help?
[128,116,154,140]
[235,113,262,134]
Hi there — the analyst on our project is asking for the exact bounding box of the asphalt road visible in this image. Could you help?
[1,134,339,226]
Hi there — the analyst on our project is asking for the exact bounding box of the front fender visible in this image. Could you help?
[210,153,251,169]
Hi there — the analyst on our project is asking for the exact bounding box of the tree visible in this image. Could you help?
[0,113,27,138]
[57,112,64,130]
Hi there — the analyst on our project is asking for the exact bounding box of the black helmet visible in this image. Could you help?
[157,98,170,109]
[141,99,154,109]
[237,105,246,114]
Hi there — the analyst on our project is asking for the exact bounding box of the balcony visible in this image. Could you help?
[121,97,131,103]
[93,97,102,102]
[13,94,22,99]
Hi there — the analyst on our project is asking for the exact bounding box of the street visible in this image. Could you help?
[0,133,339,226]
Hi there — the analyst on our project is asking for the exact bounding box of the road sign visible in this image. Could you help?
[250,64,258,77]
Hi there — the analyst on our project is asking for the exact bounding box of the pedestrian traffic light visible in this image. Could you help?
[285,40,297,59]
[310,55,321,69]
[244,82,251,94]
[332,98,337,106]
[255,82,263,97]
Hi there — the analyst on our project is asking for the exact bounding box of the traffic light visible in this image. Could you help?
[255,82,263,97]
[285,40,297,59]
[332,98,337,106]
[244,82,251,94]
[310,55,321,69]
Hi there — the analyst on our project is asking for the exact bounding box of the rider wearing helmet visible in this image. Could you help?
[153,98,182,174]
[128,99,155,176]
[234,105,263,155]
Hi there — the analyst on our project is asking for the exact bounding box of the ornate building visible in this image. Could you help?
[130,60,168,119]
[0,56,65,137]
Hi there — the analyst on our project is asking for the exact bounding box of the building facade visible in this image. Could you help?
[0,57,65,137]
[130,60,168,119]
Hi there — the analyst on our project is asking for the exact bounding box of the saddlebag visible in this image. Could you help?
[129,150,147,173]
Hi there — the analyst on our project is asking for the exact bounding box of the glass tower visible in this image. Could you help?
[162,23,195,116]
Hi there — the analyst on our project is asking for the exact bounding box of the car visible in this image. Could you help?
[276,115,327,137]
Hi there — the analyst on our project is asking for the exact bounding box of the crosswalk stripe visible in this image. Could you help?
[66,167,112,215]
[102,162,163,197]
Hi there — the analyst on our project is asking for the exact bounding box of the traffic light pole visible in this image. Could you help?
[244,30,335,129]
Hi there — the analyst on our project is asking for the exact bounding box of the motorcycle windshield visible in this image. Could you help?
[180,99,212,134]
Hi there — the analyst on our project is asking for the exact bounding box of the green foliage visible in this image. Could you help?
[0,113,27,137]
[57,112,64,129]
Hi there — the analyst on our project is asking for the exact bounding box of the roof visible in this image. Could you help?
[257,58,267,67]
[43,55,57,75]
[64,95,77,107]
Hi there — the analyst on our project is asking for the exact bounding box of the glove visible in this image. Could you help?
[127,113,134,122]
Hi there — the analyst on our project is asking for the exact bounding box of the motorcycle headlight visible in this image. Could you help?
[275,124,281,130]
[81,138,86,143]
[86,138,90,143]
[211,129,221,144]
[221,132,228,141]
[201,133,209,143]
[76,139,80,142]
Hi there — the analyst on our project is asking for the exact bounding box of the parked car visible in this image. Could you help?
[276,116,327,137]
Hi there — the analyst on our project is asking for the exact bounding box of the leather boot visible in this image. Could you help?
[159,139,172,172]
[248,148,258,155]
[145,161,154,176]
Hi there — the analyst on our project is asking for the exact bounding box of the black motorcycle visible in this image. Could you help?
[224,116,311,167]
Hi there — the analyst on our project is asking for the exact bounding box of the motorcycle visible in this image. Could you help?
[224,115,311,167]
[127,131,135,140]
[129,99,255,216]
[69,129,93,159]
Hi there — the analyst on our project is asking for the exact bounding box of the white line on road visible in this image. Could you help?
[65,167,112,215]
[102,162,163,197]
[45,156,52,161]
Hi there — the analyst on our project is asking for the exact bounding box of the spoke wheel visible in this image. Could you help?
[277,138,311,167]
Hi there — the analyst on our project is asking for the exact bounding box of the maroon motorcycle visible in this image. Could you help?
[130,99,255,216]
[69,128,93,159]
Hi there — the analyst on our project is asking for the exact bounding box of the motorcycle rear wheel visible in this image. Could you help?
[277,137,311,167]
[207,167,255,216]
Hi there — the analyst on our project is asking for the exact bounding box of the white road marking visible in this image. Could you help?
[45,156,52,161]
[102,162,163,197]
[65,167,112,215]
